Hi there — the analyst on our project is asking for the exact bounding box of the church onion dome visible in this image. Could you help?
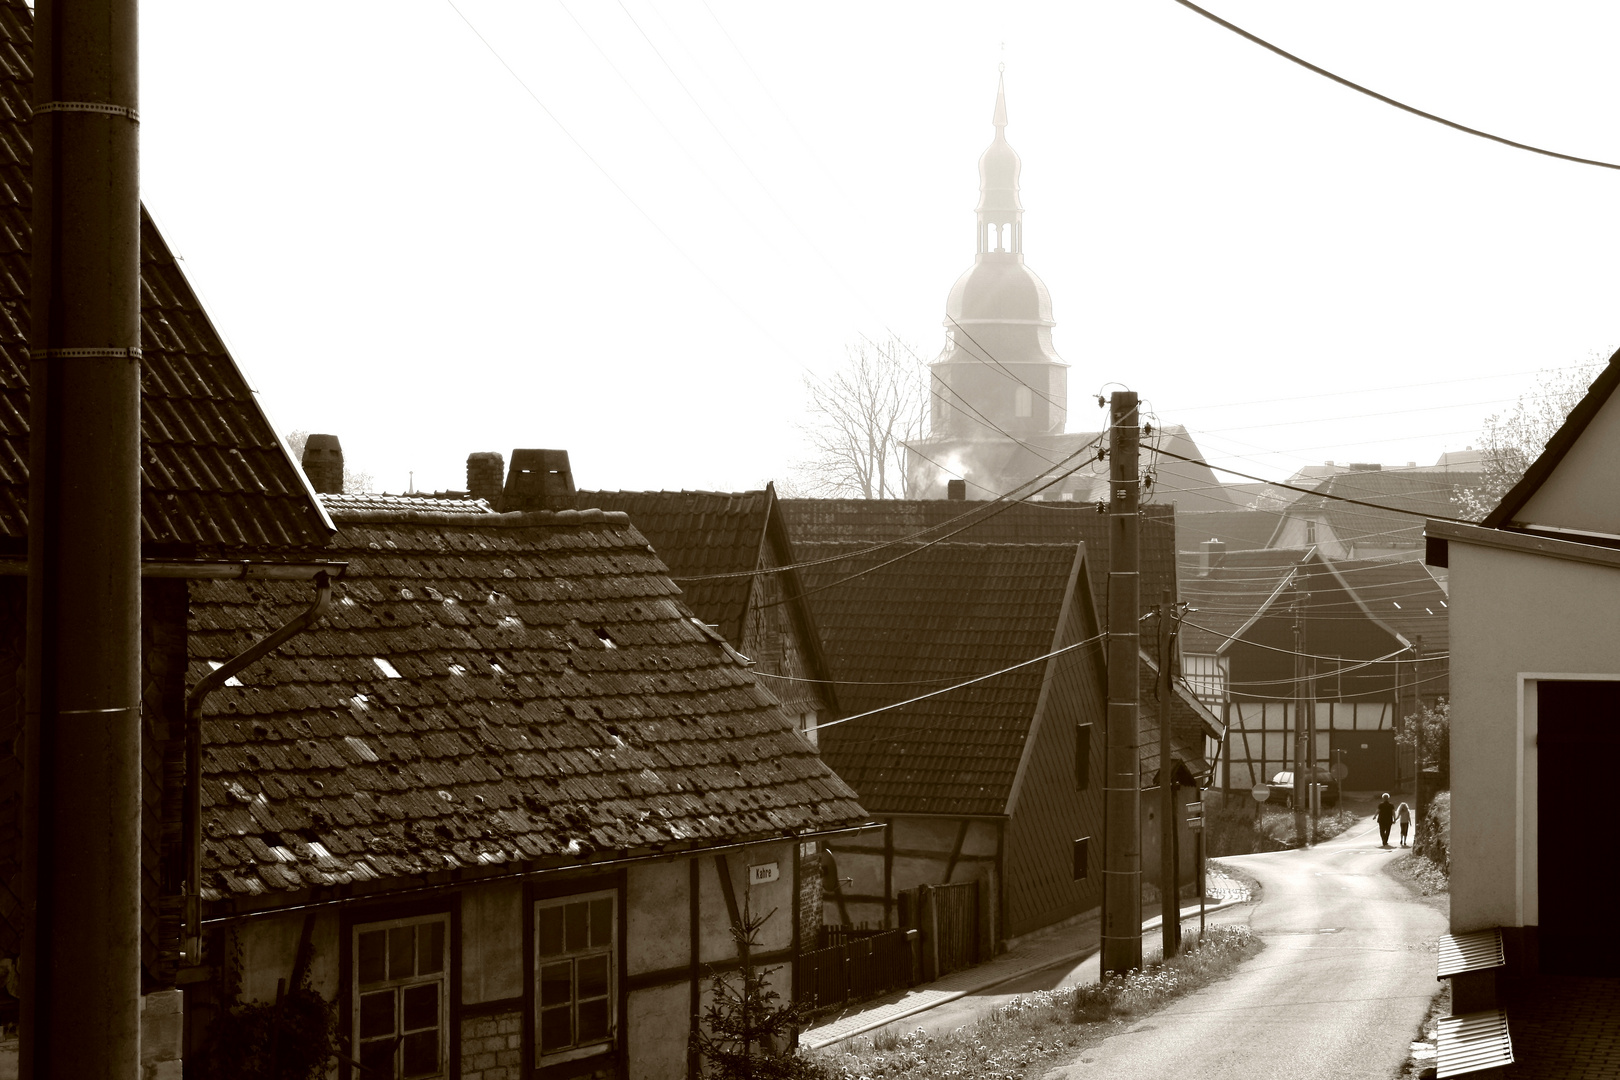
[945,259,1055,327]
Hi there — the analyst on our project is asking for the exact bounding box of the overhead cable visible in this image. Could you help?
[808,629,1108,732]
[1170,0,1620,172]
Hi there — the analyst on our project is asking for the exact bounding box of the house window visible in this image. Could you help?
[799,710,819,748]
[354,915,450,1079]
[1184,654,1228,706]
[1014,385,1033,418]
[535,890,617,1063]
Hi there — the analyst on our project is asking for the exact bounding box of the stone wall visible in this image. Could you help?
[461,1010,522,1080]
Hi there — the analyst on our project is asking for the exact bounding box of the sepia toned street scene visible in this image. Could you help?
[2,2,1619,1078]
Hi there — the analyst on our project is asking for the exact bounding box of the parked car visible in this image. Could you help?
[1266,767,1340,809]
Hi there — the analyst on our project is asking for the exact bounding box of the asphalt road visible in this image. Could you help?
[1041,812,1447,1080]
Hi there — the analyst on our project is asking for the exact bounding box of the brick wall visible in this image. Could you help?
[460,1010,522,1080]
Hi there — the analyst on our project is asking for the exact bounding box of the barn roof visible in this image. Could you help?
[572,489,773,648]
[795,540,1097,816]
[778,498,1176,627]
[189,508,866,902]
[0,1,331,556]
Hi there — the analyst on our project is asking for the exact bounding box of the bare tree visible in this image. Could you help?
[792,337,927,499]
[282,430,376,494]
[1454,357,1606,519]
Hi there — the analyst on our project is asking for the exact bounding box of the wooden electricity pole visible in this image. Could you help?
[1292,592,1309,847]
[1157,588,1179,959]
[22,1,144,1075]
[1103,391,1142,977]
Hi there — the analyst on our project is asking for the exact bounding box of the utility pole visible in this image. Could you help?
[1292,591,1309,847]
[1157,588,1179,959]
[1412,636,1425,851]
[22,1,143,1076]
[1103,391,1142,977]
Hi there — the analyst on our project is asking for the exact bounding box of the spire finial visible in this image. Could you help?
[993,68,1008,129]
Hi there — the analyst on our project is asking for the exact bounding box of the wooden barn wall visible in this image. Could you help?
[1001,590,1107,940]
[742,540,831,721]
[820,817,1000,936]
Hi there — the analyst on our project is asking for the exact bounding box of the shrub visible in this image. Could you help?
[1420,791,1450,870]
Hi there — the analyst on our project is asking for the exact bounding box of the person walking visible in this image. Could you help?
[1377,793,1395,848]
[1396,801,1412,847]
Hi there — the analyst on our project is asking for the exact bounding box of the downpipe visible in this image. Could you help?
[180,571,333,963]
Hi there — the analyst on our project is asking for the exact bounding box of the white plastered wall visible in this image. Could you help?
[1448,540,1620,933]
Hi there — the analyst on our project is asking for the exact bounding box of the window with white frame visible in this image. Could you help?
[1184,653,1228,707]
[535,890,616,1062]
[354,914,449,1079]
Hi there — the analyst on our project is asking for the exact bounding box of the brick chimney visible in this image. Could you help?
[466,452,505,504]
[501,449,576,512]
[301,433,344,494]
[1199,538,1227,576]
[947,478,967,501]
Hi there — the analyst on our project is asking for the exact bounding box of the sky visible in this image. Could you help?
[135,1,1620,495]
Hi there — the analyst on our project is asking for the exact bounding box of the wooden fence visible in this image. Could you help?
[918,880,980,981]
[796,927,914,1014]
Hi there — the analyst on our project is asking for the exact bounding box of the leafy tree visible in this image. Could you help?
[691,900,820,1079]
[792,337,927,499]
[1397,698,1450,784]
[1454,359,1606,519]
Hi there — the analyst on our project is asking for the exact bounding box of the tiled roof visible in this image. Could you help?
[779,499,1176,627]
[573,490,769,646]
[796,541,1092,816]
[1176,510,1284,553]
[1178,551,1448,659]
[0,1,331,556]
[320,492,495,516]
[1322,558,1450,658]
[1279,472,1476,552]
[1178,563,1296,656]
[189,508,866,901]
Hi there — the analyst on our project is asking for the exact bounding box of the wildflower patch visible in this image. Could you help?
[810,925,1263,1080]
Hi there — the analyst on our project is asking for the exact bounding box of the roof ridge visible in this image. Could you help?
[329,508,632,527]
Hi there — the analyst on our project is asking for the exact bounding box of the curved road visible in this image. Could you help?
[1045,812,1446,1080]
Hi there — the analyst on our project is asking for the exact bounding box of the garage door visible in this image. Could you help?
[1537,680,1620,975]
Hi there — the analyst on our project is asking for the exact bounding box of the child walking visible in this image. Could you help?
[1396,801,1412,848]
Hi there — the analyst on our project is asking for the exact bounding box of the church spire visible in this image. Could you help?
[977,70,1022,255]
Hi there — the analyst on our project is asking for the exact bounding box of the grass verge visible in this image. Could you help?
[807,926,1262,1080]
[1395,980,1448,1079]
[1206,792,1358,856]
[1389,850,1449,896]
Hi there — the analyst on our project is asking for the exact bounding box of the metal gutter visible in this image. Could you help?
[0,558,348,580]
[198,820,884,928]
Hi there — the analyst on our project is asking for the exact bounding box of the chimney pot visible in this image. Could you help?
[301,433,344,494]
[501,449,576,512]
[947,478,967,501]
[467,452,505,505]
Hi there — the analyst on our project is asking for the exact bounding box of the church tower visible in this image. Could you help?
[929,72,1068,440]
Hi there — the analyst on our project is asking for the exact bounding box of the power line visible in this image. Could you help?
[1180,619,1447,663]
[1160,363,1600,415]
[1169,0,1620,172]
[675,429,1108,586]
[1152,445,1476,524]
[443,0,802,365]
[808,629,1108,733]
